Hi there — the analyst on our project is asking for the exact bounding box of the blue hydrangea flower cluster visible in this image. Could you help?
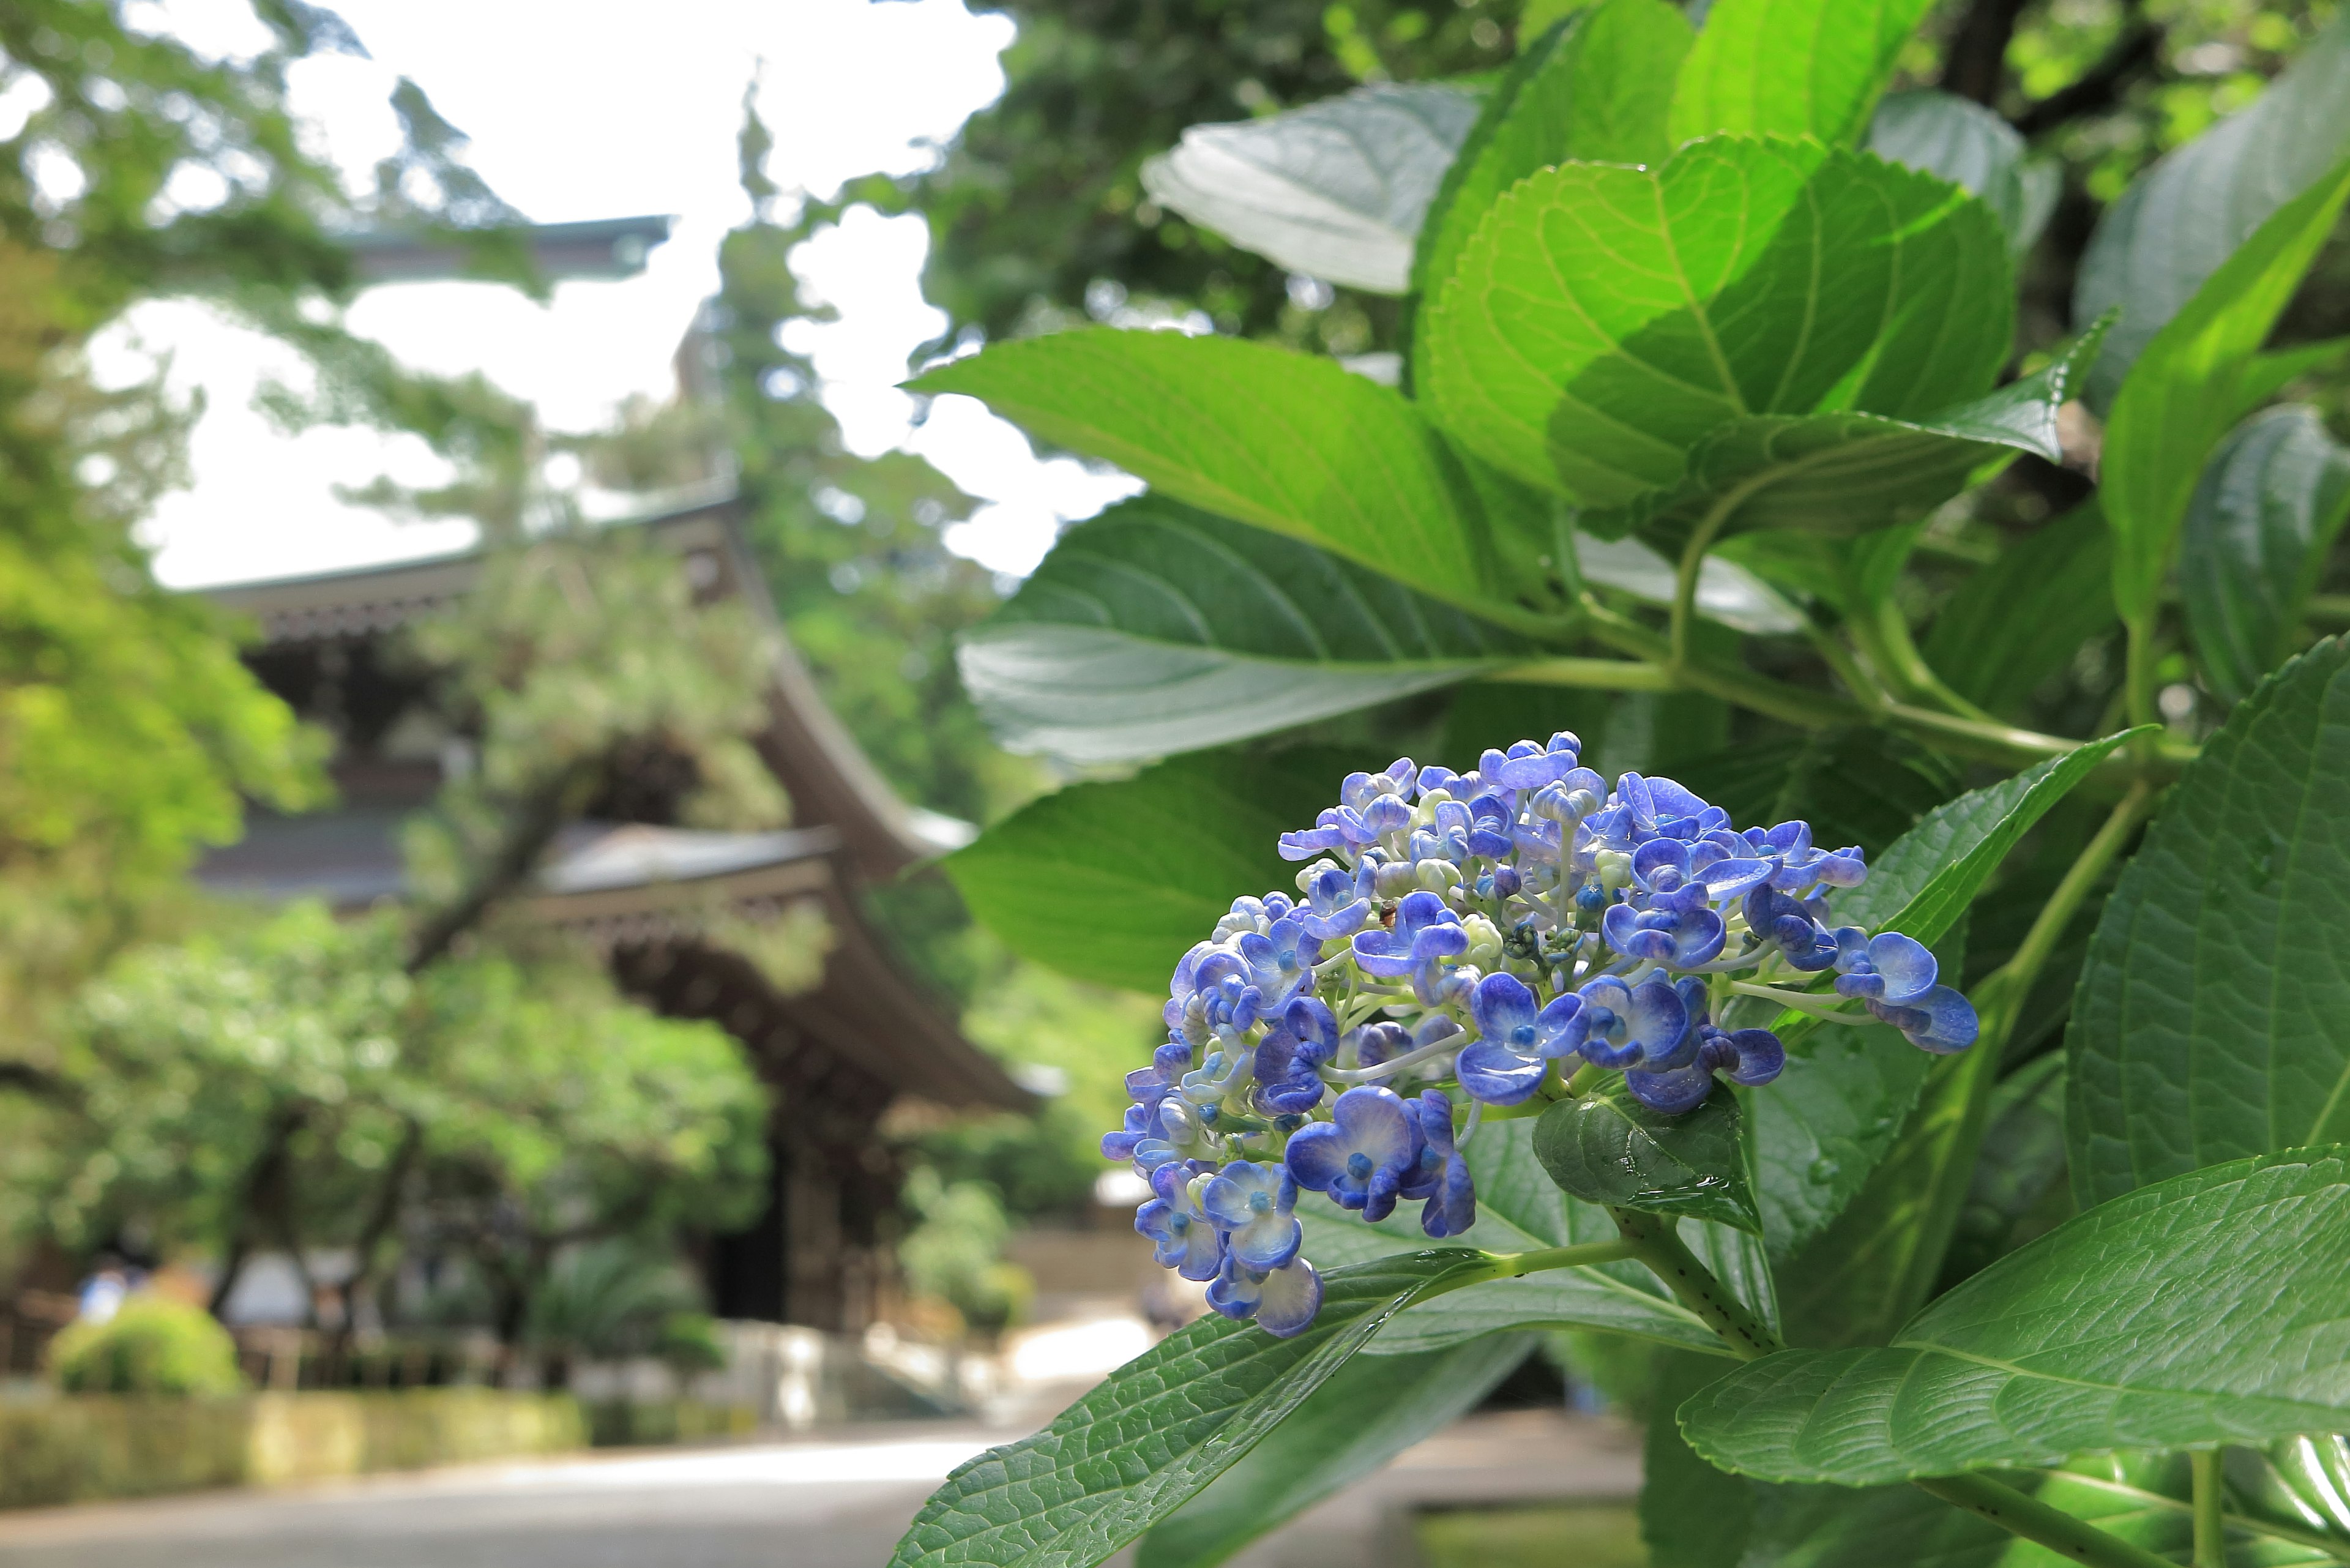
[1104,736,1979,1337]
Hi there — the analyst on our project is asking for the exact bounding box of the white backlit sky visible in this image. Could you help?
[113,0,1142,587]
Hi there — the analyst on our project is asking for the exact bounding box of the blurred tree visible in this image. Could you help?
[871,0,1519,354]
[45,903,766,1365]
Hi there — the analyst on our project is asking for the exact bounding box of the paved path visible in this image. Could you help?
[0,1410,1638,1568]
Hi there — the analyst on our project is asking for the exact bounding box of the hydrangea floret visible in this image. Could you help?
[1104,736,1978,1337]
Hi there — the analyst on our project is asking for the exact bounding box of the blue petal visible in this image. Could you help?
[1253,1258,1324,1337]
[1329,1085,1418,1171]
[1624,1062,1714,1114]
[1283,1124,1349,1193]
[1226,1212,1302,1271]
[1456,1039,1546,1105]
[1873,985,1978,1054]
[1420,1155,1477,1238]
[1533,992,1585,1058]
[1625,979,1690,1063]
[1721,1028,1786,1086]
[1470,971,1539,1042]
[1865,931,1938,1004]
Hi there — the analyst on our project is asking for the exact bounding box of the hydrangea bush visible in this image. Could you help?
[893,4,2350,1566]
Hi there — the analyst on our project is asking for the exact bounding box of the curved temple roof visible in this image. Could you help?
[196,493,1024,1115]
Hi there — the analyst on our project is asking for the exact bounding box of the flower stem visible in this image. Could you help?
[1609,1207,1781,1361]
[1671,499,1739,671]
[2192,1449,2226,1568]
[1914,1473,2184,1568]
[1975,780,2157,1047]
[1477,1239,1639,1281]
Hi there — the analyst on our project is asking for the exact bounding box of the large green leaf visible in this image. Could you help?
[1535,1080,1761,1233]
[1302,1120,1731,1357]
[1135,1333,1532,1568]
[1666,0,1936,147]
[2068,637,2350,1207]
[1835,730,2140,943]
[912,331,1494,612]
[2179,407,2350,704]
[1939,1050,2072,1286]
[1922,502,2116,717]
[1746,1462,2345,1568]
[1139,83,1482,294]
[887,1250,1492,1567]
[1774,1009,1991,1351]
[960,498,1539,764]
[2098,157,2350,629]
[1643,1350,1755,1568]
[1679,1149,2350,1486]
[1587,340,2097,549]
[1422,137,2012,504]
[1867,90,2059,256]
[1411,0,1692,305]
[944,749,1349,993]
[2075,10,2350,408]
[1748,1021,1937,1264]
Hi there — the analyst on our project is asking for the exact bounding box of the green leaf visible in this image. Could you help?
[1642,1350,1755,1568]
[1922,502,2117,717]
[1939,1050,2072,1286]
[1680,1148,2350,1486]
[1589,364,2090,549]
[1135,1334,1532,1568]
[887,1250,1493,1568]
[1411,0,1693,303]
[1748,1022,1937,1264]
[2179,407,2350,704]
[1835,730,2141,944]
[2237,336,2350,414]
[1666,0,1937,147]
[912,330,1494,613]
[1573,534,1807,635]
[1867,90,2059,256]
[944,749,1349,993]
[2098,156,2350,628]
[1300,1121,1731,1357]
[1744,1462,2348,1568]
[1423,138,2012,504]
[960,497,1540,764]
[1600,320,2106,550]
[1773,1009,1991,1350]
[1535,1080,1761,1233]
[2068,637,2350,1207]
[2075,10,2350,408]
[1138,83,1483,294]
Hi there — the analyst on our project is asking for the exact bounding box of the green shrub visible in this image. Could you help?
[47,1297,243,1397]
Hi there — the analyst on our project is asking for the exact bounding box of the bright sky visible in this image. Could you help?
[113,0,1142,588]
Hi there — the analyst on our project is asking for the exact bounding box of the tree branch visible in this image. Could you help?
[405,755,602,974]
[2013,15,2163,138]
[1941,0,2035,105]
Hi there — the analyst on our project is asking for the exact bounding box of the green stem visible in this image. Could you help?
[1914,1473,2184,1568]
[1480,1239,1640,1279]
[1609,1208,1781,1361]
[1671,501,1736,671]
[2192,1450,2226,1568]
[1975,780,2157,1045]
[2124,611,2160,733]
[1491,657,1677,692]
[1860,596,1999,723]
[1882,778,2161,1330]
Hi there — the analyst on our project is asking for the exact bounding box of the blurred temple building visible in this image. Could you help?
[193,492,1031,1333]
